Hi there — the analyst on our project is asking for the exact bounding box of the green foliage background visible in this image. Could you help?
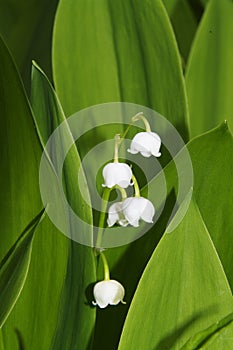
[0,0,233,349]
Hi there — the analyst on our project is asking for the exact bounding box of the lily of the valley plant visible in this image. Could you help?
[93,113,161,308]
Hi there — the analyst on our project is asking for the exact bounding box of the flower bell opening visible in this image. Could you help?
[92,280,126,309]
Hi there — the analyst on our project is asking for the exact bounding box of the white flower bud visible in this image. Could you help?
[128,131,161,157]
[92,280,126,308]
[102,162,133,188]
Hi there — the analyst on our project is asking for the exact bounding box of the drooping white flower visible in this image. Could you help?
[92,280,126,308]
[108,197,155,227]
[123,197,155,227]
[128,131,161,157]
[102,162,133,188]
[107,201,128,227]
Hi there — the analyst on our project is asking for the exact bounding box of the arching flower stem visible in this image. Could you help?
[118,123,132,148]
[100,251,110,280]
[114,134,121,163]
[132,174,140,197]
[115,185,127,200]
[131,112,151,132]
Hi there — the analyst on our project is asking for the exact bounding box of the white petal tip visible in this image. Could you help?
[92,301,97,306]
[121,300,126,305]
[127,148,138,155]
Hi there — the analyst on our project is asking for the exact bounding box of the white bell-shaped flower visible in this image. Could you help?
[122,197,155,227]
[128,131,161,157]
[92,280,126,308]
[108,197,155,227]
[107,201,128,227]
[102,162,133,188]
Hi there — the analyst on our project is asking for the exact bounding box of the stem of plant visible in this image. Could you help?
[100,251,110,280]
[131,112,151,132]
[95,188,111,249]
[132,174,140,197]
[115,185,127,200]
[114,134,121,163]
[118,123,132,148]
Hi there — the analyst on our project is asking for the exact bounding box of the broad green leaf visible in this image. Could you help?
[0,209,45,328]
[53,0,189,140]
[148,123,233,289]
[0,0,59,91]
[118,196,233,350]
[187,123,233,290]
[163,0,198,62]
[186,0,233,137]
[181,312,233,349]
[0,35,68,350]
[31,62,96,350]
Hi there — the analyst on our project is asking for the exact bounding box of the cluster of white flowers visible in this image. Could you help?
[92,113,162,308]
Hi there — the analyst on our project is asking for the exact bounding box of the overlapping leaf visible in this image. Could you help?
[147,123,233,287]
[163,0,198,62]
[0,35,68,350]
[53,0,189,140]
[181,312,233,349]
[186,0,233,137]
[0,209,45,329]
[118,196,233,350]
[31,62,96,350]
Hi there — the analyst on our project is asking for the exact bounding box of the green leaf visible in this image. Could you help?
[0,0,59,91]
[181,312,233,349]
[0,209,45,329]
[148,123,233,289]
[118,196,233,350]
[53,0,189,140]
[31,62,96,350]
[187,124,233,290]
[0,35,68,350]
[186,0,233,137]
[162,0,198,62]
[200,0,209,7]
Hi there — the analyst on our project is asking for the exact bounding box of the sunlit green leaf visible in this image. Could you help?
[148,123,233,290]
[0,35,68,350]
[31,62,96,350]
[118,196,233,350]
[163,0,198,61]
[181,312,233,349]
[0,209,45,329]
[186,0,233,137]
[53,0,189,140]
